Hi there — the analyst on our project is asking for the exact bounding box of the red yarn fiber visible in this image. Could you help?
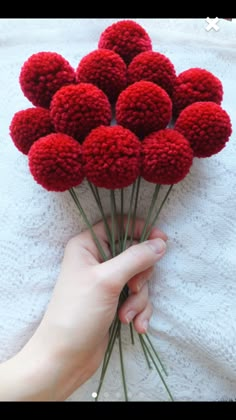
[141,129,193,184]
[82,125,141,189]
[50,83,112,142]
[76,49,127,103]
[98,20,152,65]
[128,51,176,97]
[28,133,84,192]
[116,81,172,138]
[19,52,76,108]
[9,107,54,155]
[172,68,223,116]
[175,102,232,158]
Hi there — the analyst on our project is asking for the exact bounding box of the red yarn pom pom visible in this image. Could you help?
[50,83,112,142]
[19,52,76,108]
[9,107,54,155]
[172,68,223,116]
[175,102,232,158]
[28,133,84,192]
[116,81,172,138]
[128,51,176,97]
[98,20,152,65]
[83,125,141,189]
[141,129,193,184]
[76,49,127,103]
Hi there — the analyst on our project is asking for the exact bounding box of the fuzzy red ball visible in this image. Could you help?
[98,20,152,65]
[9,107,54,155]
[76,49,127,103]
[50,83,112,142]
[82,125,141,189]
[128,51,176,97]
[141,129,193,184]
[175,102,232,158]
[28,133,84,192]
[116,81,172,138]
[172,68,223,116]
[19,52,76,108]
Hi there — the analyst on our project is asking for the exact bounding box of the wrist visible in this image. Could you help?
[19,327,89,401]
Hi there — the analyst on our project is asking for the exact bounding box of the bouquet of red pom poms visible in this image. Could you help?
[9,19,232,401]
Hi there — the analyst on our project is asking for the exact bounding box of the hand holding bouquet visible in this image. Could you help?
[9,19,232,401]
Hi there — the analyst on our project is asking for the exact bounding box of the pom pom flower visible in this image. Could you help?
[28,133,84,192]
[116,81,172,138]
[9,107,54,155]
[172,68,223,116]
[83,125,141,189]
[141,129,193,184]
[98,20,152,64]
[50,83,112,142]
[128,51,176,97]
[76,49,127,103]
[175,101,232,158]
[19,52,76,108]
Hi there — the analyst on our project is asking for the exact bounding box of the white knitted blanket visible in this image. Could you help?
[0,18,235,401]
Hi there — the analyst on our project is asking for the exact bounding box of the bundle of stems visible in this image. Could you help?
[69,178,174,402]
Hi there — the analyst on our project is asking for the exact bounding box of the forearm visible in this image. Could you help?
[0,330,86,401]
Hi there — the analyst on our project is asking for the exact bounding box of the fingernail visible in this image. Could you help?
[125,310,136,324]
[147,238,166,254]
[142,320,149,332]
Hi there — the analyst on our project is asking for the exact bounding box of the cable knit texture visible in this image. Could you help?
[0,18,235,402]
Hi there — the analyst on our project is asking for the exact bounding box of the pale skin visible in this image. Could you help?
[0,217,167,401]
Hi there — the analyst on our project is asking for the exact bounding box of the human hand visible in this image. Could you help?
[1,217,167,401]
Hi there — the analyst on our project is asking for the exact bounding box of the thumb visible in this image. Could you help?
[98,238,167,294]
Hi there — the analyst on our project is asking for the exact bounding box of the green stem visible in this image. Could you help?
[69,188,108,261]
[144,185,173,241]
[139,335,174,401]
[112,190,121,253]
[88,183,113,247]
[120,189,124,248]
[144,333,167,376]
[140,184,160,243]
[129,177,141,247]
[138,333,152,370]
[122,182,136,251]
[95,317,120,401]
[118,323,128,401]
[110,190,116,257]
[129,322,135,345]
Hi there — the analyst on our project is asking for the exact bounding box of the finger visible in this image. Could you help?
[66,216,167,266]
[86,216,167,249]
[96,237,166,295]
[128,266,154,293]
[118,283,149,324]
[133,302,153,334]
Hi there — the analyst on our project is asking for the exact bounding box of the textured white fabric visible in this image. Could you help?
[0,18,235,402]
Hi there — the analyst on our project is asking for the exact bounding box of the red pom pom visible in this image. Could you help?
[175,102,232,158]
[83,125,141,189]
[76,49,127,103]
[98,20,152,65]
[172,68,223,116]
[141,129,193,184]
[116,81,172,138]
[28,133,84,192]
[19,52,76,108]
[9,107,54,155]
[128,51,176,97]
[50,83,112,142]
